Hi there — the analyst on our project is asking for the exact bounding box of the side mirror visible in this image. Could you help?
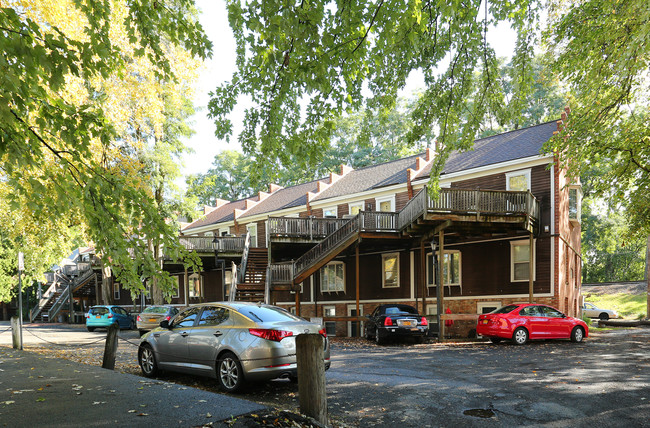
[160,320,170,329]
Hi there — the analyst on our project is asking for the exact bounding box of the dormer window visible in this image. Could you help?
[568,186,582,222]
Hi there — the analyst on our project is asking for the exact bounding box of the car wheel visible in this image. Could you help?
[87,327,95,332]
[489,337,502,344]
[512,327,528,345]
[599,313,609,321]
[375,327,384,345]
[571,326,585,343]
[217,351,244,393]
[138,329,146,337]
[288,375,298,383]
[138,344,158,377]
[130,320,136,330]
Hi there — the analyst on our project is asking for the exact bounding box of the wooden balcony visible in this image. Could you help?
[179,235,247,255]
[268,217,350,242]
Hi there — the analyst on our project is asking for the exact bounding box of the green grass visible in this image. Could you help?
[583,293,647,320]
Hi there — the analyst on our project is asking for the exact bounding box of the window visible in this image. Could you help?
[510,240,536,282]
[348,202,363,215]
[113,282,120,300]
[477,302,501,314]
[323,206,338,218]
[197,307,229,326]
[426,305,438,316]
[324,306,336,336]
[382,253,400,288]
[320,262,345,293]
[375,195,395,212]
[189,273,203,297]
[426,251,461,287]
[173,307,200,328]
[568,186,582,222]
[505,169,531,191]
[246,223,257,247]
[170,278,180,299]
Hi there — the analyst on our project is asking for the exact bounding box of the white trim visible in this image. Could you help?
[323,305,337,336]
[274,292,554,306]
[381,252,400,288]
[409,251,415,300]
[246,223,258,247]
[375,195,396,212]
[347,304,364,337]
[426,304,438,316]
[188,272,203,298]
[550,163,555,297]
[510,239,536,282]
[427,250,462,287]
[113,282,120,300]
[505,168,532,191]
[412,155,552,187]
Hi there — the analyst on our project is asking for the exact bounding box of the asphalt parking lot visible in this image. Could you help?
[1,323,649,427]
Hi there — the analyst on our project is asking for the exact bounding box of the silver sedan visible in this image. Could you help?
[138,302,330,392]
[136,305,179,336]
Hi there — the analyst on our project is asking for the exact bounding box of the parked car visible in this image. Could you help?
[582,302,619,320]
[85,305,134,332]
[364,304,429,345]
[477,303,589,345]
[138,302,330,392]
[136,305,180,336]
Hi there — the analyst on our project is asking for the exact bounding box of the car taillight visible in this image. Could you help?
[85,314,90,319]
[249,328,293,342]
[384,317,393,326]
[165,315,171,321]
[420,316,428,326]
[108,314,113,318]
[137,315,142,322]
[318,328,327,338]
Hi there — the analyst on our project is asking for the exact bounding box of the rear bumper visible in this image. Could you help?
[476,325,512,339]
[242,358,331,382]
[378,326,428,338]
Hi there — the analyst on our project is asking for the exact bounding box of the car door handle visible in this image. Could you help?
[213,331,223,337]
[181,331,189,337]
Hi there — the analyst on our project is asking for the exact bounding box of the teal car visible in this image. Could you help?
[85,305,134,332]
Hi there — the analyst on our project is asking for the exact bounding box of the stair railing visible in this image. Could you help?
[264,266,271,305]
[237,232,251,283]
[48,283,71,322]
[30,279,59,322]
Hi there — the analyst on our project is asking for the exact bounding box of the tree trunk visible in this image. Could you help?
[149,239,164,305]
[101,261,113,305]
[646,235,649,320]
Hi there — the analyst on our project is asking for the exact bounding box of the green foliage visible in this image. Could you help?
[211,0,543,191]
[545,0,650,240]
[0,1,211,299]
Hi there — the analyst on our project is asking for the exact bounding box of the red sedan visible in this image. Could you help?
[477,303,589,345]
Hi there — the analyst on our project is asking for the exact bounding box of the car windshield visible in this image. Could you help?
[492,305,519,314]
[89,307,109,315]
[241,306,303,323]
[143,307,169,314]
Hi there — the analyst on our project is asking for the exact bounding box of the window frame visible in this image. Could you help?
[505,169,532,191]
[477,302,501,314]
[188,272,203,298]
[510,239,536,282]
[375,195,396,212]
[323,206,338,218]
[381,252,400,288]
[426,250,462,287]
[348,202,364,216]
[568,185,582,223]
[246,223,258,247]
[323,305,337,336]
[113,282,120,300]
[320,261,345,293]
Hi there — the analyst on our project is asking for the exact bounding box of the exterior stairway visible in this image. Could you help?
[235,247,268,302]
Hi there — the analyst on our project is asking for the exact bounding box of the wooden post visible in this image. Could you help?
[355,245,360,337]
[11,316,22,350]
[102,323,119,370]
[296,334,327,425]
[437,230,445,342]
[646,235,650,319]
[184,268,189,306]
[295,283,301,317]
[529,232,534,303]
[421,240,426,315]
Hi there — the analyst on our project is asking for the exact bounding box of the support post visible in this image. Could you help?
[295,282,301,317]
[102,322,119,370]
[355,245,360,337]
[11,316,22,350]
[421,240,426,316]
[646,235,649,319]
[529,232,534,303]
[296,334,327,425]
[184,268,189,306]
[437,230,445,342]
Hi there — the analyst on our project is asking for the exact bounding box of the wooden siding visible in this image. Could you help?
[395,191,410,211]
[257,220,267,248]
[337,203,349,217]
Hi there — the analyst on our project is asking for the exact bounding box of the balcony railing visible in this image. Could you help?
[179,236,247,253]
[427,188,539,219]
[268,217,350,240]
[269,262,294,284]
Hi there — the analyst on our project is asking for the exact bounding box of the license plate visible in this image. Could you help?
[401,320,413,327]
[149,318,157,322]
[96,316,101,319]
[482,320,488,324]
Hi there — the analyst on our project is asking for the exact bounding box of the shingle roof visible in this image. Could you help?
[183,198,248,230]
[313,154,421,202]
[239,179,322,219]
[417,120,556,179]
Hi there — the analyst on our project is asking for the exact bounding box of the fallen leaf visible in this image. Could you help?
[36,398,46,402]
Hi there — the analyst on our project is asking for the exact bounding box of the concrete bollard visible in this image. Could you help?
[102,323,119,370]
[296,333,327,424]
[11,316,22,350]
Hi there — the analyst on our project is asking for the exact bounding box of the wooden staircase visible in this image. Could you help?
[235,247,268,302]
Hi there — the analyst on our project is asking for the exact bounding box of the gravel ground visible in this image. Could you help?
[582,281,647,295]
